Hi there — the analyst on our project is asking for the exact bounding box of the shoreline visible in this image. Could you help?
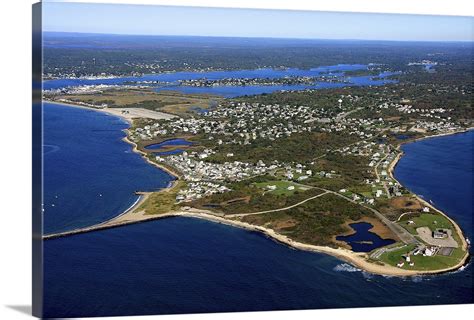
[387,128,471,268]
[44,99,177,124]
[388,128,472,254]
[45,100,181,180]
[43,209,469,277]
[43,101,472,276]
[45,100,132,124]
[121,134,182,180]
[42,100,180,238]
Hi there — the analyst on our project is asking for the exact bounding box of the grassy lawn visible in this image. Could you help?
[400,213,454,235]
[398,213,463,249]
[137,180,185,215]
[254,180,310,196]
[55,88,220,116]
[378,244,466,271]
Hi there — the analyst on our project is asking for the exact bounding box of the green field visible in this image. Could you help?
[400,213,455,235]
[51,88,220,117]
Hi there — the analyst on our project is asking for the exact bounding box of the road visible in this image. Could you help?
[335,106,364,122]
[225,191,329,217]
[374,149,392,199]
[225,182,417,245]
[314,187,417,244]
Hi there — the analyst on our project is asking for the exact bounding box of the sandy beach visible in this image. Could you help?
[43,207,469,276]
[44,100,177,124]
[105,107,176,122]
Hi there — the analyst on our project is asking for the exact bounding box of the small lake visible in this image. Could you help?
[336,222,395,252]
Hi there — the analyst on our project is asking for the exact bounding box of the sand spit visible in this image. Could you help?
[44,100,176,124]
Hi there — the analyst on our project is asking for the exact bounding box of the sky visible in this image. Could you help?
[42,2,474,41]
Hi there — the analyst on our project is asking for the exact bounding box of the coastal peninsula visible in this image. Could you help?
[43,70,472,276]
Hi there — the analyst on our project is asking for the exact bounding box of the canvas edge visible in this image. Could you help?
[32,2,43,318]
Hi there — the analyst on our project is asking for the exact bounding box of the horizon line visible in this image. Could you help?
[43,31,474,44]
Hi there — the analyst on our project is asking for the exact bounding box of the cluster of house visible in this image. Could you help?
[374,101,463,133]
[43,72,121,80]
[378,102,451,116]
[282,163,322,181]
[128,97,407,205]
[409,120,462,133]
[130,95,386,147]
[178,76,319,87]
[157,147,277,178]
[204,102,329,141]
[44,61,229,80]
[407,60,438,66]
[336,141,404,201]
[177,74,353,88]
[120,63,227,75]
[128,95,466,206]
[131,102,334,143]
[155,150,284,201]
[320,117,382,138]
[44,84,139,97]
[130,118,217,140]
[152,145,330,201]
[175,182,230,203]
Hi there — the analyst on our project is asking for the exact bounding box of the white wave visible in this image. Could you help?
[442,261,471,275]
[411,276,424,283]
[333,263,361,273]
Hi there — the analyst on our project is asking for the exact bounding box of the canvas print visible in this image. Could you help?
[33,1,473,318]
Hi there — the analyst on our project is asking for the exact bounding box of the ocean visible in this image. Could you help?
[42,103,473,317]
[43,103,174,234]
[395,131,473,241]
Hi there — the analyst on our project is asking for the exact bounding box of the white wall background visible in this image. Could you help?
[0,1,472,319]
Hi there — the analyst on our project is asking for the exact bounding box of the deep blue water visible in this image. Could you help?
[43,123,473,317]
[43,65,398,98]
[336,222,395,252]
[395,130,473,241]
[43,103,174,234]
[144,138,193,150]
